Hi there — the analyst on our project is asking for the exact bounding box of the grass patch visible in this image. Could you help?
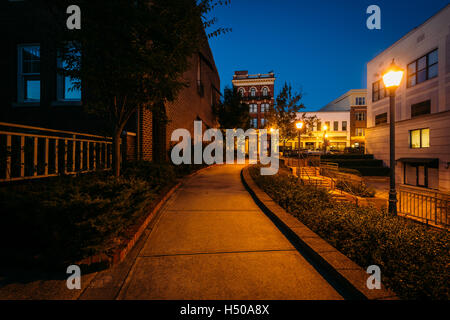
[249,164,449,300]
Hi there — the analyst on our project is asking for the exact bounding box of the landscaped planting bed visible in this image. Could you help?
[249,164,449,300]
[0,161,204,270]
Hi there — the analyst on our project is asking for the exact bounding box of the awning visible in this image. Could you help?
[397,158,439,168]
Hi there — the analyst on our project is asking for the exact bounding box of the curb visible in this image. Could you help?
[241,165,397,300]
[77,164,216,269]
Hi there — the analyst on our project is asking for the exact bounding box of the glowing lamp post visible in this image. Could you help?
[296,121,303,167]
[382,59,404,215]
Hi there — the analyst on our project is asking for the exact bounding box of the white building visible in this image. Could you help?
[366,5,450,192]
[288,90,367,151]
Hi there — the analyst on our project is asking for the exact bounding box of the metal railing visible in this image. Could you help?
[398,185,449,229]
[0,122,113,182]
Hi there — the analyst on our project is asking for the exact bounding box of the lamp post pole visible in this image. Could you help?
[298,128,301,167]
[388,88,397,215]
[383,59,403,215]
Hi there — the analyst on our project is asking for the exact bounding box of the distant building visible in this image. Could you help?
[366,5,450,191]
[289,89,367,151]
[232,71,275,129]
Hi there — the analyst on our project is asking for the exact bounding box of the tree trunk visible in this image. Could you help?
[112,130,122,177]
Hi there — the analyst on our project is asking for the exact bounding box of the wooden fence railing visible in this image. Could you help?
[0,122,113,182]
[398,185,449,229]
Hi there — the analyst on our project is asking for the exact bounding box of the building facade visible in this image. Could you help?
[0,1,220,165]
[366,5,450,191]
[231,71,275,129]
[287,90,366,151]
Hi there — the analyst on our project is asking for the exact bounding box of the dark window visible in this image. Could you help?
[316,122,321,131]
[355,112,365,121]
[375,112,388,125]
[342,121,347,131]
[407,49,438,88]
[333,121,338,131]
[372,80,386,102]
[411,100,431,118]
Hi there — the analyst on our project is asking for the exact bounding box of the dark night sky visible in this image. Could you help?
[206,0,449,111]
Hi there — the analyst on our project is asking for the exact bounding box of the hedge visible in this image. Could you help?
[0,161,200,270]
[321,154,375,160]
[249,164,449,300]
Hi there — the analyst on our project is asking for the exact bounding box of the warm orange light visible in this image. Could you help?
[325,133,328,138]
[296,121,303,129]
[270,127,275,133]
[382,59,404,88]
[323,125,328,131]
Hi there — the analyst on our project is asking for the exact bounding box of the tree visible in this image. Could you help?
[213,86,250,130]
[299,113,319,136]
[266,82,304,151]
[37,0,230,176]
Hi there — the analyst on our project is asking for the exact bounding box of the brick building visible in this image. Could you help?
[0,1,220,166]
[231,71,275,129]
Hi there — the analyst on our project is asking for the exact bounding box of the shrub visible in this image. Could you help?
[249,164,450,300]
[336,180,376,198]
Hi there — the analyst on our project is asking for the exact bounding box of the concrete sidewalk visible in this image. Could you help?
[115,164,343,300]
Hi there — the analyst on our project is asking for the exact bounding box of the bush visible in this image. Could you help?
[249,164,450,300]
[335,180,375,198]
[0,161,199,269]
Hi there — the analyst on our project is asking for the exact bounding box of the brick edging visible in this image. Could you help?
[241,165,398,300]
[77,164,217,269]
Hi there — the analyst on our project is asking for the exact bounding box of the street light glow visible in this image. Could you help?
[383,60,404,88]
[296,121,303,129]
[323,124,328,131]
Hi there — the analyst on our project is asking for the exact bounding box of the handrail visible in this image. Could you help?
[0,122,112,140]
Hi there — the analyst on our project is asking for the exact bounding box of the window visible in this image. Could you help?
[407,49,438,88]
[410,128,430,148]
[355,128,365,136]
[333,121,338,131]
[260,118,266,126]
[239,88,244,97]
[375,112,388,125]
[355,112,365,121]
[250,87,256,97]
[372,80,386,102]
[250,118,257,128]
[57,45,81,101]
[325,121,330,130]
[18,45,40,102]
[249,104,257,113]
[355,97,365,105]
[316,122,321,131]
[262,87,268,96]
[260,103,269,112]
[411,100,431,118]
[342,121,347,131]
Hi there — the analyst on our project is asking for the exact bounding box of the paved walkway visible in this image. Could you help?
[115,164,342,300]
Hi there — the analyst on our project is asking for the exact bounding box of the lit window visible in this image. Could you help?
[262,87,268,96]
[249,104,257,113]
[410,128,429,148]
[251,88,256,97]
[407,49,438,88]
[239,88,244,97]
[356,128,365,136]
[18,45,40,102]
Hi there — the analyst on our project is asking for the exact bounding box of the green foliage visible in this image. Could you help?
[214,86,250,129]
[266,82,304,144]
[335,180,376,198]
[249,164,450,300]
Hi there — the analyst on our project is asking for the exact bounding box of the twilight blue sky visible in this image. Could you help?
[206,0,449,111]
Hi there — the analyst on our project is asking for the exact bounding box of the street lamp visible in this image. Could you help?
[382,59,404,215]
[322,124,328,154]
[296,121,303,167]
